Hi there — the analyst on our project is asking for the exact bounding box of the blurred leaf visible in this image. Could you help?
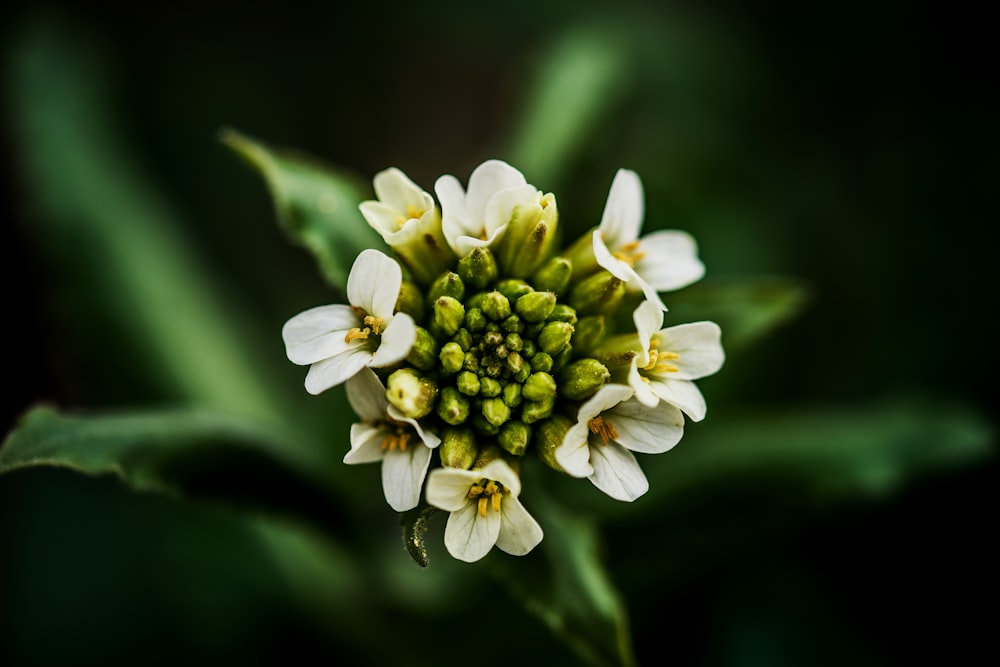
[400,504,438,568]
[7,22,289,426]
[506,27,633,185]
[0,405,347,533]
[493,490,636,667]
[220,128,386,291]
[666,276,810,350]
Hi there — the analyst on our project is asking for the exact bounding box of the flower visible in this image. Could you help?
[425,458,543,562]
[344,368,440,512]
[434,159,540,257]
[555,383,685,501]
[592,169,705,310]
[358,167,455,284]
[282,249,416,394]
[628,300,725,418]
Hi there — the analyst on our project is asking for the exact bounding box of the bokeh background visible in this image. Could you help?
[1,1,994,666]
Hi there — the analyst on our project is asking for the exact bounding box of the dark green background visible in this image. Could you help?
[2,1,994,665]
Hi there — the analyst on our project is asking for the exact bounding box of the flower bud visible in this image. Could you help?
[557,358,610,401]
[495,279,533,303]
[479,376,501,398]
[529,351,552,373]
[531,257,573,296]
[502,382,522,407]
[521,396,556,424]
[565,229,600,280]
[496,192,559,278]
[498,420,531,456]
[504,332,524,351]
[457,247,498,289]
[428,271,465,303]
[456,370,481,396]
[433,296,465,336]
[569,272,625,317]
[522,371,557,402]
[439,341,465,374]
[451,328,473,351]
[472,444,506,470]
[571,315,607,356]
[385,368,438,419]
[481,397,511,427]
[406,326,439,371]
[551,345,573,372]
[537,321,575,355]
[546,304,577,324]
[515,291,557,323]
[481,291,512,322]
[465,307,487,333]
[535,414,573,473]
[437,386,470,425]
[501,315,523,334]
[439,427,478,469]
[395,280,425,321]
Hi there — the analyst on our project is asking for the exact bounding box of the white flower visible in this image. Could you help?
[282,249,416,394]
[628,300,725,418]
[425,458,543,563]
[434,159,540,257]
[555,384,685,501]
[344,368,440,512]
[358,168,454,284]
[593,169,705,310]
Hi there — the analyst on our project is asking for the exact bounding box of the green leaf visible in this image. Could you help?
[220,128,386,290]
[665,276,810,351]
[399,504,438,568]
[0,405,346,532]
[493,488,636,667]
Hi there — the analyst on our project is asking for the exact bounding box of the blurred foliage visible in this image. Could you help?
[2,2,994,667]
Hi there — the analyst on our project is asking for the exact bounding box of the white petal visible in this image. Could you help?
[344,423,387,464]
[632,300,664,368]
[282,304,359,365]
[628,357,660,407]
[555,420,595,477]
[592,228,638,283]
[647,377,708,422]
[372,167,430,213]
[435,174,472,253]
[345,368,389,421]
[484,184,539,238]
[465,160,527,221]
[370,312,416,367]
[358,200,404,239]
[598,169,643,249]
[444,500,501,563]
[609,397,685,454]
[658,321,725,380]
[495,496,544,556]
[346,249,402,320]
[381,443,433,512]
[426,467,482,512]
[388,406,442,449]
[452,226,508,258]
[478,459,521,497]
[303,347,371,394]
[588,441,649,502]
[634,230,705,292]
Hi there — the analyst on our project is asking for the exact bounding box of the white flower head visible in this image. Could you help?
[593,169,705,310]
[627,300,725,419]
[555,384,685,501]
[425,458,543,563]
[282,249,416,394]
[434,159,540,257]
[344,368,440,512]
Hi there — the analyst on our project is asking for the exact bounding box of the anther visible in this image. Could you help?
[344,327,371,343]
[492,492,502,513]
[588,415,619,446]
[478,496,488,517]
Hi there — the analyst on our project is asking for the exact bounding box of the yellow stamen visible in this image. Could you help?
[654,362,679,373]
[588,415,619,446]
[612,240,646,267]
[363,315,385,335]
[478,497,488,518]
[485,481,498,496]
[491,492,502,513]
[344,327,370,343]
[468,484,484,498]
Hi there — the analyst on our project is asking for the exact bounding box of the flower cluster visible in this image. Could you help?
[282,160,724,562]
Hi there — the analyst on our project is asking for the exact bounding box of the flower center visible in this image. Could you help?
[380,416,414,451]
[467,478,508,517]
[344,312,387,343]
[612,240,646,267]
[395,203,427,229]
[587,415,619,446]
[643,338,680,373]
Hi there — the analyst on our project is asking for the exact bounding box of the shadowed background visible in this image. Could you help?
[1,1,994,666]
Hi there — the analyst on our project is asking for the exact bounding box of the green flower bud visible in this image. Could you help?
[471,412,500,435]
[481,397,511,427]
[521,340,537,359]
[439,341,465,374]
[529,351,552,373]
[498,420,531,456]
[505,350,525,375]
[428,271,465,303]
[502,382,522,407]
[515,291,557,323]
[513,359,532,383]
[546,303,577,324]
[451,328,473,351]
[463,351,480,373]
[565,228,600,280]
[385,368,438,419]
[457,247,498,289]
[479,376,501,398]
[535,414,573,473]
[465,307,487,333]
[406,326,439,371]
[481,291,511,322]
[433,296,465,336]
[395,280,425,322]
[505,332,523,352]
[558,358,610,401]
[437,386,470,425]
[522,371,557,402]
[439,427,478,469]
[496,192,559,278]
[538,320,575,355]
[456,370,481,396]
[572,315,607,356]
[501,315,523,334]
[521,396,556,424]
[472,444,506,470]
[495,279,533,303]
[531,257,573,296]
[550,344,573,372]
[569,272,626,317]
